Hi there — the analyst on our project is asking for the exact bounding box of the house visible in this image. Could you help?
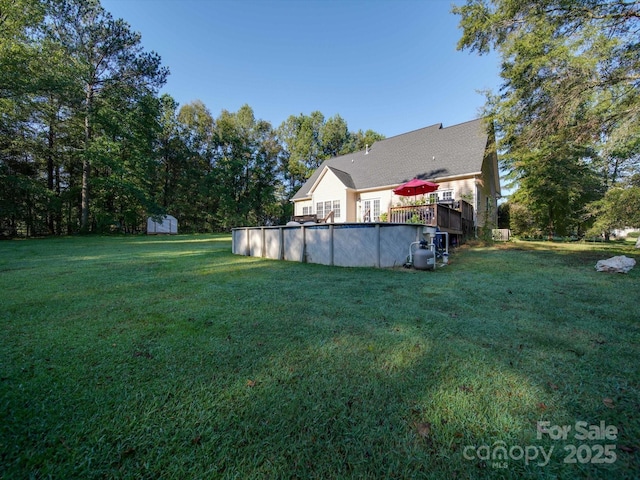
[291,118,500,233]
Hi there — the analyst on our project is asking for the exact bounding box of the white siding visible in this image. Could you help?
[293,171,492,227]
[312,169,349,223]
[359,189,395,222]
[436,178,477,207]
[294,200,313,216]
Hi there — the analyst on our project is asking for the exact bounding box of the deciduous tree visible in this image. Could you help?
[45,0,168,231]
[277,112,384,198]
[212,105,281,229]
[454,0,640,235]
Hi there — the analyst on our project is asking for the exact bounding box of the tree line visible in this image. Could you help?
[455,0,640,238]
[3,0,639,239]
[0,0,384,236]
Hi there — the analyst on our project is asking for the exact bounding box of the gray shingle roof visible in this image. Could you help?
[292,118,489,200]
[326,167,355,189]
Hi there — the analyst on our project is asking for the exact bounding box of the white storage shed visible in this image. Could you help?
[147,215,178,234]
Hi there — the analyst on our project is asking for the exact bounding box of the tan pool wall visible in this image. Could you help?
[232,223,424,268]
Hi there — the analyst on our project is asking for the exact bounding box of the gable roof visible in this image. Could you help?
[327,166,355,189]
[292,118,490,201]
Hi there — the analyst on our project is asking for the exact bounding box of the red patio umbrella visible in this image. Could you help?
[393,178,439,197]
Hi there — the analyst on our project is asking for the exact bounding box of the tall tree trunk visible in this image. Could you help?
[81,157,90,231]
[81,85,93,232]
[46,105,56,235]
[163,156,170,208]
[55,164,62,235]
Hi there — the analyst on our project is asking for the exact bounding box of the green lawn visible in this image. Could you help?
[1,235,638,479]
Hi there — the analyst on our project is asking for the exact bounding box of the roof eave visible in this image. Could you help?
[432,172,483,182]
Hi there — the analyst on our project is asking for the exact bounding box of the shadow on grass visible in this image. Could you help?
[1,236,638,479]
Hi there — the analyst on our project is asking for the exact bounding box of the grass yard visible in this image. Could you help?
[1,235,639,479]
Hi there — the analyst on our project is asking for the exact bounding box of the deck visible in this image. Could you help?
[291,200,475,240]
[388,200,474,237]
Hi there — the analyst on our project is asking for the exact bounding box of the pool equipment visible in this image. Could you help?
[406,226,434,270]
[407,226,449,270]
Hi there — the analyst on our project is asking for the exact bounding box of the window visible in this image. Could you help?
[302,206,312,215]
[373,199,380,222]
[316,199,341,220]
[433,189,454,203]
[363,198,381,222]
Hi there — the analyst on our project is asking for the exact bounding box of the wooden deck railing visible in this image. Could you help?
[435,203,462,231]
[291,211,335,224]
[388,200,474,235]
[388,205,436,225]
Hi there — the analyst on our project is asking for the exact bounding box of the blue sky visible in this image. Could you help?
[101,0,502,138]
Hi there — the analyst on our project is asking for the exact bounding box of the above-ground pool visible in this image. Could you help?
[232,223,426,268]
